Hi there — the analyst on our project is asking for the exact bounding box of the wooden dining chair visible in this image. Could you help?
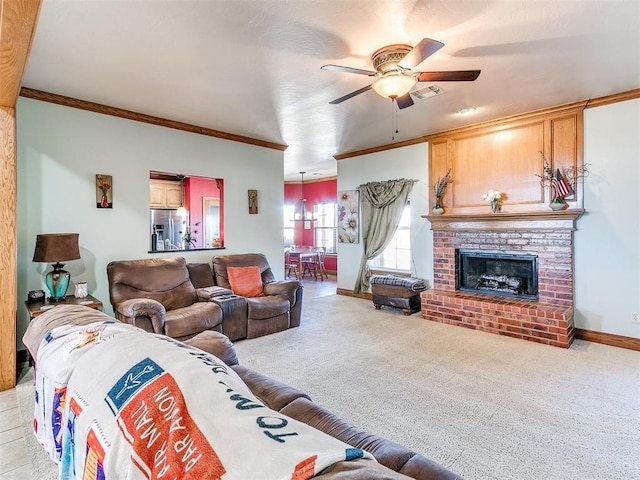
[302,249,326,281]
[284,250,300,280]
[316,248,328,280]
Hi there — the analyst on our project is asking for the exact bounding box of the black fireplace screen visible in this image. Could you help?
[456,249,538,299]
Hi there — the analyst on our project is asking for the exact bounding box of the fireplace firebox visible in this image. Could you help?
[456,249,538,300]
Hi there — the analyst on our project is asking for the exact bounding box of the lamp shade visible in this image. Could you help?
[33,233,80,263]
[371,73,417,99]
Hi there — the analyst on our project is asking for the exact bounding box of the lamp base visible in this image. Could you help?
[45,262,71,301]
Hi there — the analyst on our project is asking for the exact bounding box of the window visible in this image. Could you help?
[369,204,411,271]
[283,204,295,247]
[314,203,337,253]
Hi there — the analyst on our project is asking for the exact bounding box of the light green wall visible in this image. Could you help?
[16,98,285,346]
[15,97,640,344]
[336,143,432,291]
[576,98,640,337]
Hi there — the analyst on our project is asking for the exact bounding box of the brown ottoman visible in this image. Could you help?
[370,275,426,316]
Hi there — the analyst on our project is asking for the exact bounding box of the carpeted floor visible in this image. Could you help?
[233,294,640,480]
[17,294,640,479]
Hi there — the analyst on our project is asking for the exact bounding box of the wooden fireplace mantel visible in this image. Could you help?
[422,209,585,231]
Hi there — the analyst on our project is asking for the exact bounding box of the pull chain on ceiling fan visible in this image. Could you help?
[321,37,481,110]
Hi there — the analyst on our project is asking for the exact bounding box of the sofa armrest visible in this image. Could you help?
[115,298,166,334]
[263,280,302,306]
[183,331,239,366]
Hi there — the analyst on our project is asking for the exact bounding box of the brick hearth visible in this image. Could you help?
[421,212,583,348]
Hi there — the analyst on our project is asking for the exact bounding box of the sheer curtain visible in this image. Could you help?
[354,178,417,293]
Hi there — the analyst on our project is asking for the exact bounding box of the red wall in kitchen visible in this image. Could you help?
[285,178,337,272]
[185,177,222,249]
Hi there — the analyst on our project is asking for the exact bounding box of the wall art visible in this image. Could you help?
[338,190,359,243]
[248,189,258,214]
[96,174,112,208]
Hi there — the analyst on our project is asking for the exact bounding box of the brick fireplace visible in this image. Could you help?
[421,212,583,348]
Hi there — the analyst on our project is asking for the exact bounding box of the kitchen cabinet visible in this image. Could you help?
[150,179,183,209]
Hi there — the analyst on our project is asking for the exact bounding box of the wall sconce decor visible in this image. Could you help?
[248,189,258,214]
[32,233,81,301]
[96,174,113,208]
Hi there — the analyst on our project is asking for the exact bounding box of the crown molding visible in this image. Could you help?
[334,88,640,161]
[19,87,288,151]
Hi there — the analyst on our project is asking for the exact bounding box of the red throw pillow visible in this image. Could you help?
[227,266,264,298]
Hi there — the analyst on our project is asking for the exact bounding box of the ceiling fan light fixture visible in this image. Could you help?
[371,73,417,99]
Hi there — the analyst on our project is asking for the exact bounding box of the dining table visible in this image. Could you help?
[285,246,321,280]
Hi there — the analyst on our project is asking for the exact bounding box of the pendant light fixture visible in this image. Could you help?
[293,171,313,221]
[176,175,187,217]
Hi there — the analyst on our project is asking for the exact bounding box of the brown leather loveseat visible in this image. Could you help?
[107,253,303,342]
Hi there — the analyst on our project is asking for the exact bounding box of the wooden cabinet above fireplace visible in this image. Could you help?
[426,101,586,216]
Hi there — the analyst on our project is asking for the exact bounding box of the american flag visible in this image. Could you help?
[551,168,573,198]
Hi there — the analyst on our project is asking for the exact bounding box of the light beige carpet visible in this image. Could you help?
[17,294,640,479]
[233,294,640,480]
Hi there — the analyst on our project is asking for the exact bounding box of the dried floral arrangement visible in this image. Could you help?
[536,151,589,203]
[433,168,452,206]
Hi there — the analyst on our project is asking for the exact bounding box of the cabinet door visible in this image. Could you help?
[165,184,183,208]
[149,182,166,208]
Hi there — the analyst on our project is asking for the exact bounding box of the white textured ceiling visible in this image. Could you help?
[23,0,640,181]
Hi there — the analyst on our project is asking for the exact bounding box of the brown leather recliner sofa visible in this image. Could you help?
[107,254,303,342]
[23,306,461,480]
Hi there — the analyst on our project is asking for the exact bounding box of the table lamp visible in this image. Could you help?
[32,233,81,301]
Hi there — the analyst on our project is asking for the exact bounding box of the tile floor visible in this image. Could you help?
[0,362,30,479]
[0,275,337,477]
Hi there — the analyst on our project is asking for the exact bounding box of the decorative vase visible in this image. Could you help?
[432,199,444,215]
[550,198,567,211]
[490,199,499,213]
[74,281,88,299]
[45,263,71,301]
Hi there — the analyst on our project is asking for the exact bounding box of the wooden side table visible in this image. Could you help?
[25,293,104,320]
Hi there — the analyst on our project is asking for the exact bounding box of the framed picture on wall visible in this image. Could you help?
[338,190,358,243]
[96,174,112,208]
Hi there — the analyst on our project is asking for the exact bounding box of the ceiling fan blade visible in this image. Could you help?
[396,93,414,110]
[329,84,373,104]
[321,64,376,76]
[398,38,445,70]
[416,70,481,82]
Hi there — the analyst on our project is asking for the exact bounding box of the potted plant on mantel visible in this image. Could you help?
[432,168,452,215]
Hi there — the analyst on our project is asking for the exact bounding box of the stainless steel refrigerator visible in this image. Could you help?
[150,209,186,251]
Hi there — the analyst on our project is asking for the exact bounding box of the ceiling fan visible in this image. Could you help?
[321,38,481,109]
